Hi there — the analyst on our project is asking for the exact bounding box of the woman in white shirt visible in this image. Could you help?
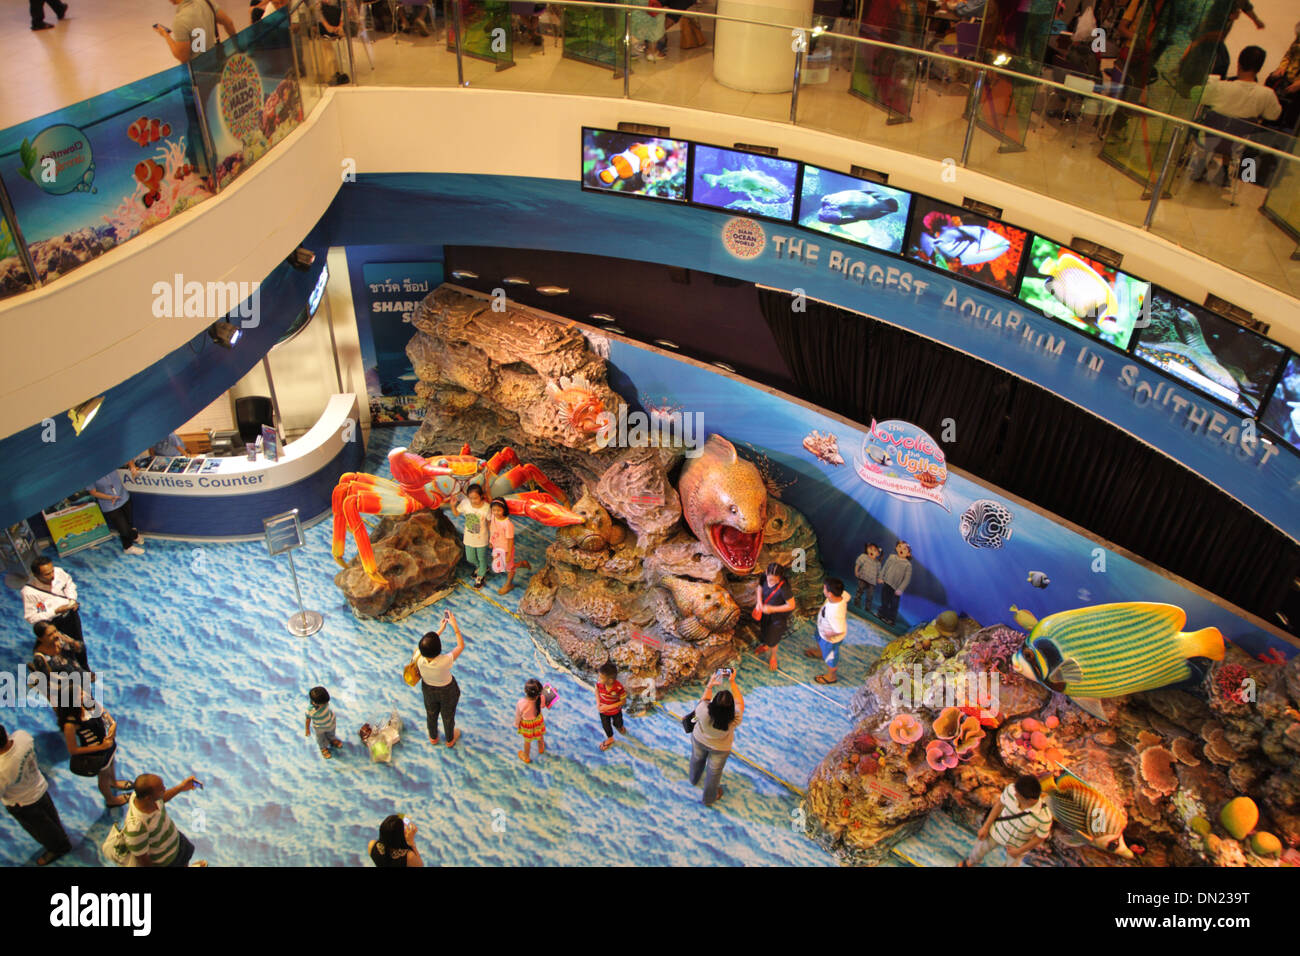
[412,610,465,747]
[688,670,744,806]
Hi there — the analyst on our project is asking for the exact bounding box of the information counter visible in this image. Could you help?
[122,394,364,540]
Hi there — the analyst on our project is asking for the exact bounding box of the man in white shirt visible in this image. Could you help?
[1191,46,1282,184]
[804,577,848,684]
[21,557,88,669]
[0,724,72,865]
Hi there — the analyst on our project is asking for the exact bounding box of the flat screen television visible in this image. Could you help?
[1018,235,1150,351]
[307,262,329,317]
[581,127,689,202]
[688,144,800,220]
[1133,288,1286,416]
[905,196,1028,295]
[1260,351,1300,452]
[795,165,912,254]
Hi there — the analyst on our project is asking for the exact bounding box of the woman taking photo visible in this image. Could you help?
[367,814,424,867]
[411,609,465,747]
[58,689,132,808]
[752,562,796,672]
[687,670,745,806]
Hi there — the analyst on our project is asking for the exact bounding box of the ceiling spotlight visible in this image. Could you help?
[288,247,316,271]
[450,270,479,280]
[501,276,530,286]
[536,286,569,296]
[992,52,1011,67]
[208,320,242,349]
[68,396,104,436]
[653,339,680,350]
[713,362,736,373]
[604,325,626,334]
[588,313,615,323]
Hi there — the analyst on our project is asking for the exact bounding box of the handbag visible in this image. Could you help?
[679,16,706,50]
[403,655,421,687]
[102,823,131,866]
[681,708,696,734]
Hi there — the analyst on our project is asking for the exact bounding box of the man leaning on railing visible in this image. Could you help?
[154,0,240,63]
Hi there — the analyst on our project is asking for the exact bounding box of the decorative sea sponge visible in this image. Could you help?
[925,739,959,771]
[1030,731,1050,750]
[1189,816,1211,837]
[852,733,879,754]
[1204,728,1241,766]
[932,707,962,740]
[1219,797,1259,841]
[1250,831,1281,858]
[889,714,923,745]
[1171,737,1201,766]
[954,716,985,755]
[1136,731,1162,752]
[1044,715,1060,729]
[1021,717,1042,733]
[1140,746,1178,795]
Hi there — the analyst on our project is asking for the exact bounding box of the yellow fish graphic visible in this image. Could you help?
[1011,602,1224,720]
[1042,252,1120,330]
[1043,769,1133,858]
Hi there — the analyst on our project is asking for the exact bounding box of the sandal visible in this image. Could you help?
[518,750,531,763]
[36,850,66,866]
[321,748,333,758]
[753,644,769,655]
[428,736,440,745]
[815,674,838,684]
[599,738,614,751]
[768,657,779,672]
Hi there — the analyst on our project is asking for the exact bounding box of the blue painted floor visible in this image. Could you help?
[1,428,981,866]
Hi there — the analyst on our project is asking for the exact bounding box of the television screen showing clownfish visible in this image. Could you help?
[581,127,688,201]
[1018,235,1149,351]
[904,196,1028,295]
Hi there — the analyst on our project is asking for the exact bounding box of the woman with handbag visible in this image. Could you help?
[408,609,465,747]
[686,670,744,806]
[30,621,92,717]
[752,562,795,673]
[58,690,133,809]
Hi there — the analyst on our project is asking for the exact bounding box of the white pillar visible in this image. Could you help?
[713,0,815,94]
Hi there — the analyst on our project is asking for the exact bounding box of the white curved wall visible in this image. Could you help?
[2,86,1298,441]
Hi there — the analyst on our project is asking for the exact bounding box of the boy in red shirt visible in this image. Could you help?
[595,662,629,751]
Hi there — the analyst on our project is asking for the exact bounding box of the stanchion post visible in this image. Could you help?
[453,0,466,86]
[264,509,324,637]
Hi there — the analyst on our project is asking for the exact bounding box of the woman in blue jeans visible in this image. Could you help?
[689,671,744,806]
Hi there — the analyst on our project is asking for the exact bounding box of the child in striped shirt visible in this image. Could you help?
[305,686,343,759]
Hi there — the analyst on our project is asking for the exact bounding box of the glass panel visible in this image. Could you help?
[0,205,35,301]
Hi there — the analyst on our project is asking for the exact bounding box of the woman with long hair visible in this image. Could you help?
[368,814,424,867]
[57,689,132,808]
[687,670,745,806]
[753,562,796,673]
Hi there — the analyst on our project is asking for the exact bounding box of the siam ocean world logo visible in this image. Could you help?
[855,419,949,510]
[720,217,766,259]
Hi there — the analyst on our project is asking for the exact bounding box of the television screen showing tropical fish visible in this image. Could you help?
[1018,236,1149,351]
[1133,288,1285,416]
[581,127,689,202]
[688,144,800,220]
[795,165,911,254]
[905,196,1027,294]
[1260,351,1300,452]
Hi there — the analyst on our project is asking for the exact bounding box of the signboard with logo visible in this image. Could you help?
[356,259,443,425]
[854,419,949,510]
[43,501,113,556]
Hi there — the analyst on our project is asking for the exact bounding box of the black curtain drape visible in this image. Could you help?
[758,288,1300,624]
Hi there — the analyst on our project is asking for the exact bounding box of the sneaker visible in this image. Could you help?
[125,545,145,555]
[32,22,54,30]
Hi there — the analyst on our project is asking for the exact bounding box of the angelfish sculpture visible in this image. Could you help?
[1010,602,1224,720]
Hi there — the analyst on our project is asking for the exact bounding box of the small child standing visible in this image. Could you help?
[595,661,629,751]
[854,543,882,612]
[305,686,343,759]
[489,498,531,596]
[877,541,913,626]
[515,678,547,763]
[454,483,493,588]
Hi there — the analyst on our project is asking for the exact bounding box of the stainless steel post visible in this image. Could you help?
[453,0,466,85]
[341,0,358,83]
[1143,125,1183,229]
[285,551,323,636]
[624,10,631,97]
[0,174,40,288]
[187,62,223,192]
[960,68,985,166]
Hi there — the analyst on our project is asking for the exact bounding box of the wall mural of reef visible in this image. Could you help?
[330,284,1299,867]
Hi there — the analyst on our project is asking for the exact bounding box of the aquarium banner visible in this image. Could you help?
[0,70,213,284]
[602,335,1294,661]
[856,419,949,509]
[353,258,443,425]
[43,501,112,556]
[189,9,304,190]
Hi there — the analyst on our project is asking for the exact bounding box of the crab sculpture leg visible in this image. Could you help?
[484,448,584,527]
[331,472,427,585]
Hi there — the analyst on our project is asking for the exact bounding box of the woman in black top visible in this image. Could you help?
[753,562,796,672]
[31,621,92,716]
[368,814,424,867]
[58,690,132,807]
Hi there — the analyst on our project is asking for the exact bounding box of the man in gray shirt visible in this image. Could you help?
[155,0,239,63]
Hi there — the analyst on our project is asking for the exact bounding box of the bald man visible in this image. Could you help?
[123,772,204,866]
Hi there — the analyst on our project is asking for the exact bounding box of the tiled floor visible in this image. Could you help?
[3,1,1299,298]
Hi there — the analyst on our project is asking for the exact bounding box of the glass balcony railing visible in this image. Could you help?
[1,0,1298,306]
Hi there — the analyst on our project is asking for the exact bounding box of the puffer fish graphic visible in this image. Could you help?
[1041,252,1121,331]
[1010,602,1224,720]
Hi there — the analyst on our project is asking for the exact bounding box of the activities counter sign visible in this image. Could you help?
[855,419,949,510]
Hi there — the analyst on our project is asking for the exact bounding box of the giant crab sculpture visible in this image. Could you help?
[332,444,583,586]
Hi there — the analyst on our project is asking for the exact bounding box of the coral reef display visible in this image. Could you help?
[806,615,1300,867]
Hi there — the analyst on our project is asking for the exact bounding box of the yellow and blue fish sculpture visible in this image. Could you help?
[1010,602,1224,720]
[1043,770,1133,858]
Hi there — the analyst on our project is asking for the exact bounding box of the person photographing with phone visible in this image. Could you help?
[155,0,239,63]
[685,669,744,806]
[412,609,465,747]
[368,814,424,866]
[123,771,206,866]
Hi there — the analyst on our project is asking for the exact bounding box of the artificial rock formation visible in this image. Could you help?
[334,510,463,619]
[808,618,1300,867]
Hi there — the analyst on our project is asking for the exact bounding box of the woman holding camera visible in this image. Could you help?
[687,670,744,806]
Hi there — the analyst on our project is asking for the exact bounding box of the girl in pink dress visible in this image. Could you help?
[489,498,531,595]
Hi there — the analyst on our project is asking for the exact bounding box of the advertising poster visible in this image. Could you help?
[974,0,1054,150]
[0,208,33,301]
[43,501,113,556]
[189,9,304,190]
[0,72,213,283]
[450,1,515,68]
[562,3,621,69]
[358,260,443,425]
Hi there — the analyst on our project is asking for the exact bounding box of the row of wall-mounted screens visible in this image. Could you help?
[579,127,1300,454]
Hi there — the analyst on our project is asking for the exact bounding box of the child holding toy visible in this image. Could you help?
[489,498,531,596]
[515,678,549,763]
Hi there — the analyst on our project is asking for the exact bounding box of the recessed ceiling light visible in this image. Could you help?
[501,276,530,285]
[589,313,615,323]
[450,270,479,280]
[654,339,679,349]
[713,362,736,372]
